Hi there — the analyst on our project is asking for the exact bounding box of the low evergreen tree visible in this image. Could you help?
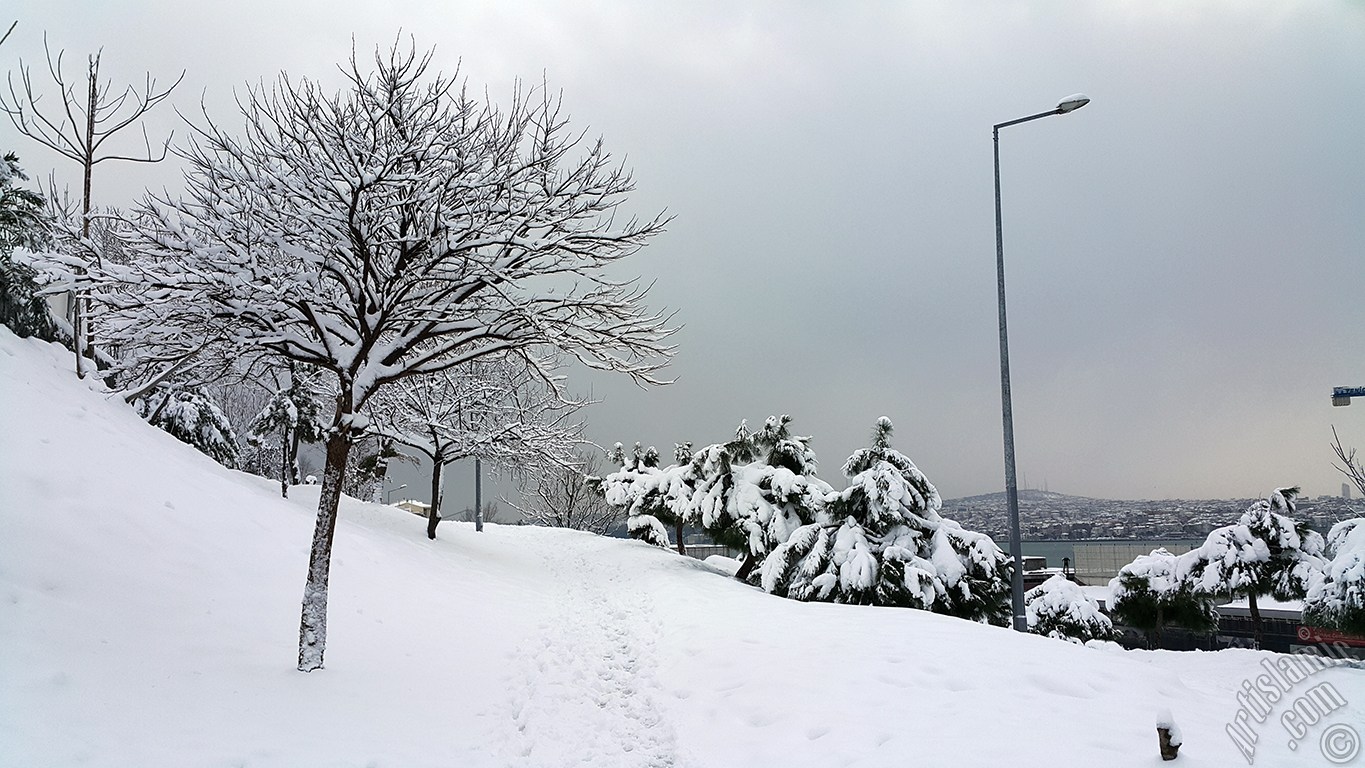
[761,418,1010,622]
[603,416,832,574]
[0,153,57,341]
[1109,548,1216,649]
[137,388,240,468]
[603,442,680,549]
[247,374,326,498]
[688,416,831,580]
[1304,518,1365,635]
[1185,487,1325,649]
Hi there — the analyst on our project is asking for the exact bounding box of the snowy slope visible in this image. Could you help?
[2,330,1362,768]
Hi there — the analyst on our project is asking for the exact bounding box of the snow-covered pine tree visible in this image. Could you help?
[1185,487,1325,649]
[1025,574,1115,644]
[602,442,686,550]
[137,388,240,468]
[684,416,831,579]
[0,153,56,341]
[114,43,673,671]
[1304,518,1365,635]
[761,417,1009,622]
[1108,548,1215,649]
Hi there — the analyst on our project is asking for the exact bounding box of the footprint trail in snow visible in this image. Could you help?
[497,545,677,767]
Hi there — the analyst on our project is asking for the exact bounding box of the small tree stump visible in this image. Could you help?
[1157,726,1181,761]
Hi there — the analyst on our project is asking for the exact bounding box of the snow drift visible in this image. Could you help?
[2,329,1362,767]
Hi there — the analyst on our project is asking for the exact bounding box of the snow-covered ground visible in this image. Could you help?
[2,329,1362,767]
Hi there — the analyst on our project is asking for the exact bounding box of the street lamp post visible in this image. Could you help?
[384,483,407,504]
[993,94,1090,632]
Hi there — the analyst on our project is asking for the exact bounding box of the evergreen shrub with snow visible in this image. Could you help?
[1110,488,1327,649]
[1109,548,1216,648]
[138,388,240,468]
[603,416,832,579]
[1025,574,1114,644]
[247,377,326,496]
[1184,487,1324,648]
[1304,517,1365,635]
[604,415,1010,622]
[0,153,57,342]
[762,418,1009,622]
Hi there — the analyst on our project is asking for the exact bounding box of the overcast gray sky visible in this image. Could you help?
[6,1,1363,501]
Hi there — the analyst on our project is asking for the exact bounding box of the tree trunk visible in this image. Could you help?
[1152,606,1164,650]
[74,59,96,380]
[289,421,304,486]
[297,424,353,672]
[279,424,291,498]
[427,452,444,540]
[735,551,759,582]
[1248,592,1263,651]
[474,457,483,533]
[674,519,687,555]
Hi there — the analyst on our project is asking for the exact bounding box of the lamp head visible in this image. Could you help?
[1057,94,1091,114]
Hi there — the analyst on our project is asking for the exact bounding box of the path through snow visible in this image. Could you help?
[495,540,677,767]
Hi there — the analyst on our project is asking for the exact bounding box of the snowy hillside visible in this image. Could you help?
[2,329,1362,768]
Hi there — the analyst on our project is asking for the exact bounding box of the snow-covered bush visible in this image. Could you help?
[601,441,687,550]
[1025,574,1114,644]
[605,416,1008,622]
[138,388,239,468]
[1304,518,1365,634]
[760,417,1010,622]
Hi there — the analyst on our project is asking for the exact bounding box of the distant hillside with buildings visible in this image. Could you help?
[942,488,1360,543]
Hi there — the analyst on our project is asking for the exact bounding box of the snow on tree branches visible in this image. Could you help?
[1184,487,1324,649]
[248,368,326,498]
[0,153,57,341]
[603,416,832,575]
[1109,488,1325,649]
[513,451,620,535]
[369,352,586,539]
[95,40,673,672]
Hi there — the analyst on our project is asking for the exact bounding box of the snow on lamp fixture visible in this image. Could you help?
[1057,94,1091,113]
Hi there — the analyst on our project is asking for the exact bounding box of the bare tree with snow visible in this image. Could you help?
[369,352,585,539]
[513,451,620,535]
[119,42,674,671]
[1331,427,1365,500]
[1,35,181,377]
